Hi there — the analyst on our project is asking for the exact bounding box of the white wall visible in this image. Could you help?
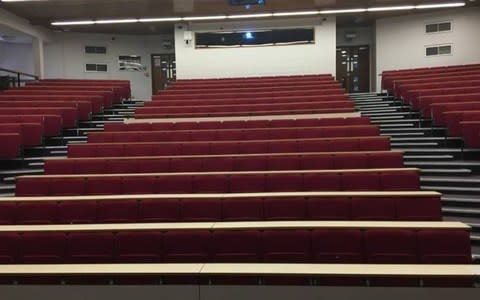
[44,32,174,99]
[175,17,336,79]
[376,7,480,91]
[0,41,34,74]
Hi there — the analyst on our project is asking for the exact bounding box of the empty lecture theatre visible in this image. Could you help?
[0,0,479,299]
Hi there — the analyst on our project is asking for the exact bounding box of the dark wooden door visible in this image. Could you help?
[336,46,370,93]
[151,54,176,94]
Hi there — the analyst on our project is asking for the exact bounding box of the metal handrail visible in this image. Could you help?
[0,67,38,88]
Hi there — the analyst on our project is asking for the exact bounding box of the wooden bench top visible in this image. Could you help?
[0,263,477,277]
[0,221,468,233]
[18,168,419,179]
[0,191,441,203]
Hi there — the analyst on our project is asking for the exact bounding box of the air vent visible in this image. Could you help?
[85,63,108,72]
[426,21,452,33]
[85,46,107,54]
[425,44,452,56]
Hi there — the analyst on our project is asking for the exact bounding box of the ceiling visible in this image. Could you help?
[1,0,479,35]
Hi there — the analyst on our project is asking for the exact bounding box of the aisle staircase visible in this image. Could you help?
[351,93,480,258]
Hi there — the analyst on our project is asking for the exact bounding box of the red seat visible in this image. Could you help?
[311,229,363,263]
[342,172,380,191]
[351,197,395,220]
[67,232,115,263]
[180,198,221,222]
[267,155,300,170]
[307,197,351,220]
[85,177,120,195]
[192,175,229,193]
[212,230,260,262]
[156,176,193,193]
[261,230,310,262]
[221,197,263,221]
[122,176,156,194]
[58,201,97,224]
[230,174,266,193]
[50,178,85,196]
[303,173,340,191]
[163,230,212,262]
[97,200,138,223]
[138,199,180,222]
[263,197,307,220]
[15,202,58,224]
[0,203,15,225]
[234,156,268,171]
[380,170,419,190]
[116,231,162,263]
[266,173,302,192]
[20,233,66,263]
[0,233,19,263]
[395,196,442,221]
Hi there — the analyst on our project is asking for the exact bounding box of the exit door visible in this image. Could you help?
[151,54,176,94]
[336,46,370,93]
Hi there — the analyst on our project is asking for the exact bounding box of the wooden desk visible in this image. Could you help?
[0,221,468,233]
[0,263,477,277]
[0,191,442,203]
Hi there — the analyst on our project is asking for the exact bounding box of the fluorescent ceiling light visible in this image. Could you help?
[95,19,138,24]
[51,20,95,26]
[367,5,415,12]
[272,11,320,17]
[416,2,466,9]
[320,8,367,14]
[182,15,227,21]
[139,17,182,22]
[228,13,273,19]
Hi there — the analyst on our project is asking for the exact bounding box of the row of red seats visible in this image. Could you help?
[165,81,340,91]
[26,80,130,102]
[15,169,420,196]
[0,123,43,147]
[0,194,441,225]
[396,78,480,100]
[173,74,333,84]
[87,125,379,143]
[68,136,391,158]
[104,117,370,132]
[0,100,92,120]
[406,87,480,111]
[0,106,76,128]
[44,151,403,175]
[392,74,480,97]
[0,228,470,269]
[1,89,115,108]
[382,65,480,91]
[149,94,349,106]
[0,115,62,137]
[153,82,345,100]
[0,94,104,114]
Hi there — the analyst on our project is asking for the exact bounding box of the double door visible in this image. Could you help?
[151,54,176,94]
[336,46,370,93]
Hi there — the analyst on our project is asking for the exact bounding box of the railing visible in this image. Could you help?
[0,67,38,90]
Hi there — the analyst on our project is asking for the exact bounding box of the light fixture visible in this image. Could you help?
[95,19,138,24]
[367,5,416,12]
[320,8,367,14]
[51,20,95,26]
[50,2,467,26]
[139,17,182,22]
[182,15,227,21]
[416,2,466,9]
[228,13,273,19]
[272,11,320,17]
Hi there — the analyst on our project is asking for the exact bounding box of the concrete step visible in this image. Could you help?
[419,168,472,176]
[392,142,440,147]
[403,155,454,160]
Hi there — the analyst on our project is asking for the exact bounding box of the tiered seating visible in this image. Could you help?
[2,74,474,286]
[0,79,131,158]
[136,75,356,118]
[381,64,480,148]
